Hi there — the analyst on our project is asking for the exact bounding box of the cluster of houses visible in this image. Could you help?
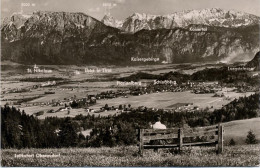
[2,81,58,95]
[92,102,203,114]
[17,81,223,111]
[173,104,201,113]
[127,81,222,96]
[9,78,248,116]
[40,81,56,87]
[28,81,57,90]
[95,90,128,99]
[129,85,189,95]
[191,82,221,94]
[98,104,132,112]
[55,95,97,108]
[192,87,219,94]
[22,95,97,113]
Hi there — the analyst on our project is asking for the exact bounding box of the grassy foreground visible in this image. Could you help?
[1,145,260,167]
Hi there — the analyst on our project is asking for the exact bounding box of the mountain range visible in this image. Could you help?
[1,8,260,65]
[102,8,260,33]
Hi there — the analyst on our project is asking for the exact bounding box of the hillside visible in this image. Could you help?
[223,118,260,145]
[1,10,259,65]
[246,51,260,70]
[2,118,260,166]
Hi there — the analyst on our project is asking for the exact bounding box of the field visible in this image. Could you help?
[14,89,254,119]
[1,145,259,167]
[12,89,254,119]
[91,91,254,110]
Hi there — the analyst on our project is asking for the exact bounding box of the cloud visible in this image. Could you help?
[111,0,125,4]
[88,7,101,13]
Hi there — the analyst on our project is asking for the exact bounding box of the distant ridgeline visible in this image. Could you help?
[1,9,260,65]
[118,64,259,86]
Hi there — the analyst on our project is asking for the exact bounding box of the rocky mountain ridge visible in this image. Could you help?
[1,10,260,65]
[102,8,260,33]
[101,15,123,29]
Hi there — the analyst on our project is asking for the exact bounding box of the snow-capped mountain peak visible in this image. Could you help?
[101,14,123,28]
[102,8,260,33]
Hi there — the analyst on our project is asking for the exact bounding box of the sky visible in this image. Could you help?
[1,0,260,20]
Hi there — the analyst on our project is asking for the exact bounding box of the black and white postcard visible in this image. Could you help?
[1,0,260,167]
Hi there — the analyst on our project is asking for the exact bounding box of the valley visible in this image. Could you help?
[1,60,258,119]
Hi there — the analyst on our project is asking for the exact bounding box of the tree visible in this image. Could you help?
[104,104,109,110]
[102,127,116,147]
[58,118,79,147]
[78,133,85,141]
[119,105,123,110]
[116,122,137,145]
[229,138,236,146]
[246,130,257,144]
[70,100,78,108]
[78,132,86,147]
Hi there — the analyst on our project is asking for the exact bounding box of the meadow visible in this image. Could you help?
[91,91,254,110]
[1,145,259,167]
[223,118,260,145]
